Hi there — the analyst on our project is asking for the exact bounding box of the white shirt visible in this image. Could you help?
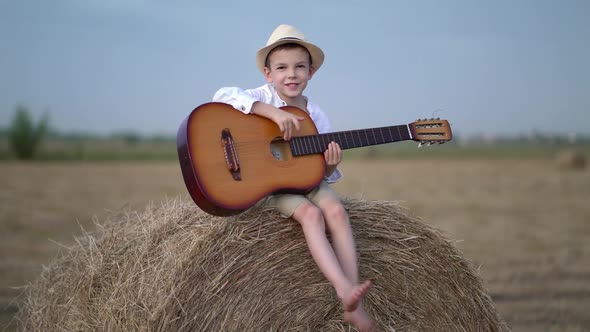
[212,83,343,183]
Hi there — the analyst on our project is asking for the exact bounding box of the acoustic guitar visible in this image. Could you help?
[177,102,452,216]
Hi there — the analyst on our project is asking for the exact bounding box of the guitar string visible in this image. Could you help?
[224,126,414,158]
[231,133,406,150]
[229,127,408,146]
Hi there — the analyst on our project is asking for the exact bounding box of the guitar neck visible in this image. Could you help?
[289,124,412,157]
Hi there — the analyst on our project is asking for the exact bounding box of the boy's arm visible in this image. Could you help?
[326,164,338,177]
[251,102,304,141]
[212,87,303,141]
[324,141,343,182]
[314,107,343,183]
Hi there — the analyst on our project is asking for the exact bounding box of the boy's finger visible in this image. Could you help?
[329,146,336,162]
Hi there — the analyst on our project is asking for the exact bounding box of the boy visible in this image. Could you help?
[213,24,376,332]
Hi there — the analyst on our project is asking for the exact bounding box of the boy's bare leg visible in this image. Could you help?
[292,202,370,311]
[319,198,376,330]
[318,198,360,283]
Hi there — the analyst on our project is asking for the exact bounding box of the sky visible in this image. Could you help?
[1,0,589,137]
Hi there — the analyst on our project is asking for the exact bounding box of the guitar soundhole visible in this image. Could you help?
[270,139,292,161]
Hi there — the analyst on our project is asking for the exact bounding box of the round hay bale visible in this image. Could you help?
[18,197,507,331]
[556,149,586,170]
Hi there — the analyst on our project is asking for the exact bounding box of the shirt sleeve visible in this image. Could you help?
[325,168,343,183]
[212,86,270,114]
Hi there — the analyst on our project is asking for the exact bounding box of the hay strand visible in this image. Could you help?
[17,197,507,331]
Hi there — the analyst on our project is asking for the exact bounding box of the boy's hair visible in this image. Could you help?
[264,43,312,70]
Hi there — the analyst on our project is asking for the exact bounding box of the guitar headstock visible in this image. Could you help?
[408,118,453,146]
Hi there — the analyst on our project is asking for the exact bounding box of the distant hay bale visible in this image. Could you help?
[363,147,379,160]
[556,149,586,170]
[18,197,507,331]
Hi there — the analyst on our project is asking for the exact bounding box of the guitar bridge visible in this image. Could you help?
[221,129,241,181]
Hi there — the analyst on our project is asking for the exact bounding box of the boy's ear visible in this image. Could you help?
[263,67,273,83]
[308,65,316,79]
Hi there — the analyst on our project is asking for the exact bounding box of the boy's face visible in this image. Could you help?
[264,46,315,103]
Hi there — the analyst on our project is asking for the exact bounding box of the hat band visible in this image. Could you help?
[276,37,303,42]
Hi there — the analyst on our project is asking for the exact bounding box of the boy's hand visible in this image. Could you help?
[272,109,305,141]
[324,141,342,176]
[252,102,304,141]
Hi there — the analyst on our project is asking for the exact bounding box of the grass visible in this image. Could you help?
[0,137,588,161]
[0,137,176,161]
[345,141,590,160]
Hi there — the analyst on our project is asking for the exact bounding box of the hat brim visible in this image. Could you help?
[256,38,324,74]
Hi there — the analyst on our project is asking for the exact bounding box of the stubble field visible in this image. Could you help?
[1,159,589,331]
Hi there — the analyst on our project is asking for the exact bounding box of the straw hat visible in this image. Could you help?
[256,24,325,74]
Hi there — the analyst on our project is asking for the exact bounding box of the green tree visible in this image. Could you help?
[9,105,49,160]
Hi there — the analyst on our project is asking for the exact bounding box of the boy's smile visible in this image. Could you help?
[264,46,315,106]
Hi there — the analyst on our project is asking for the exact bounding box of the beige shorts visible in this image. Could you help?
[265,181,340,217]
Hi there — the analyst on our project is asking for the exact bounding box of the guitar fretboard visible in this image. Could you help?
[289,125,411,156]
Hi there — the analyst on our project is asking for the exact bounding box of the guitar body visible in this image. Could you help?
[178,102,452,216]
[177,102,326,216]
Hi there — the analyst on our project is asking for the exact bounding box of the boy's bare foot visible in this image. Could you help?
[342,280,372,312]
[344,309,377,332]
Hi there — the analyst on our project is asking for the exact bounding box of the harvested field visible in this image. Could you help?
[1,159,589,331]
